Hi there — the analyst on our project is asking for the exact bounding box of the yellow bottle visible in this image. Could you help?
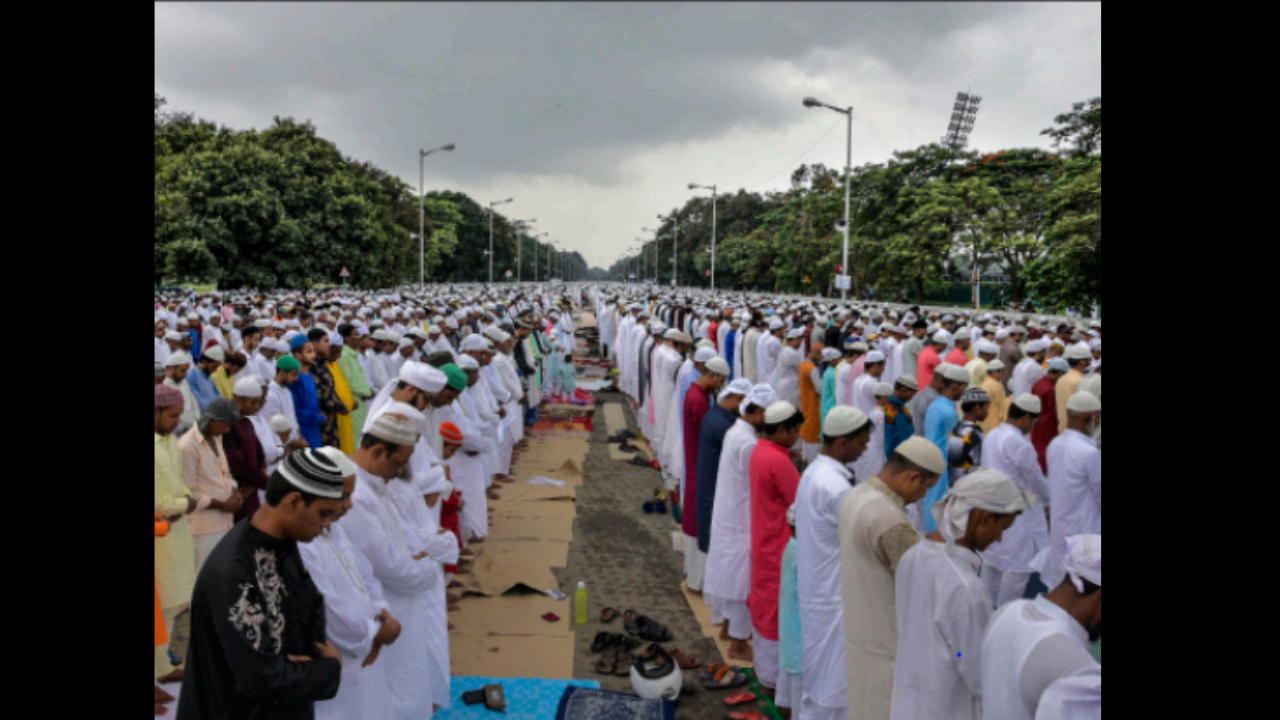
[574,582,589,625]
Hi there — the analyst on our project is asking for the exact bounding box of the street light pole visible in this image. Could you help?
[803,96,853,300]
[418,143,455,291]
[487,198,514,284]
[689,184,718,290]
[514,219,536,282]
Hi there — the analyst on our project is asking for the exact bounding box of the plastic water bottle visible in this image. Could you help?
[575,582,589,625]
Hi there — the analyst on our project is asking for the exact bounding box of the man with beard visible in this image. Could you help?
[980,535,1102,720]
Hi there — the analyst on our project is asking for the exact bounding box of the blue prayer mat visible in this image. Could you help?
[435,677,599,720]
[555,687,675,720]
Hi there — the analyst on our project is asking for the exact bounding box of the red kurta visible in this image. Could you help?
[946,347,970,366]
[682,383,713,537]
[441,489,464,575]
[1031,376,1060,472]
[918,347,943,389]
[747,438,801,641]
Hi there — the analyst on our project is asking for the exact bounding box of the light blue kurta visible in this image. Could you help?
[923,396,960,532]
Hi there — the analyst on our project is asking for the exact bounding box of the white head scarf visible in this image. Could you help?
[1063,534,1102,593]
[932,468,1037,554]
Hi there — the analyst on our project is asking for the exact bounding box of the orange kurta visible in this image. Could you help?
[800,359,823,443]
[155,517,170,648]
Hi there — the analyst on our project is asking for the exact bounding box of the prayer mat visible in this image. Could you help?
[555,687,675,720]
[435,677,600,720]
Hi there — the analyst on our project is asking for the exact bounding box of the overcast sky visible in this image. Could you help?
[155,2,1101,269]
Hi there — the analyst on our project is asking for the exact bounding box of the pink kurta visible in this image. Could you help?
[681,384,713,537]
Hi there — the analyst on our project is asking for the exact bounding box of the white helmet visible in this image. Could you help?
[629,646,682,701]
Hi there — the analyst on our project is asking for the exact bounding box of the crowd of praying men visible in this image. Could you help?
[154,285,584,719]
[596,289,1101,720]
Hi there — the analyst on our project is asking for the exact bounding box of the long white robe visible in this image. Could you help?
[980,597,1099,720]
[703,419,759,603]
[890,541,991,720]
[343,468,438,720]
[795,455,855,713]
[1044,431,1102,590]
[743,330,760,384]
[435,401,494,539]
[302,524,394,720]
[666,359,695,484]
[775,346,803,408]
[852,373,879,416]
[852,408,886,484]
[260,380,301,442]
[650,345,683,470]
[981,424,1052,605]
[758,333,781,388]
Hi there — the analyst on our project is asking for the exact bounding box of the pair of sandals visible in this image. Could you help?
[607,429,635,443]
[590,631,640,653]
[623,610,674,643]
[594,647,633,677]
[643,490,668,515]
[639,643,702,670]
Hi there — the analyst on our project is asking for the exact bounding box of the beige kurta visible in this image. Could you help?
[1056,370,1085,435]
[839,476,922,720]
[154,432,196,611]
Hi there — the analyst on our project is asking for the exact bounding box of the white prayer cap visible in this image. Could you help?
[233,377,264,398]
[445,318,459,330]
[694,347,718,363]
[165,351,192,367]
[696,339,715,350]
[932,331,951,344]
[483,326,508,342]
[768,318,785,331]
[932,468,1037,551]
[1089,339,1102,352]
[203,346,226,362]
[398,337,416,350]
[328,331,343,346]
[460,335,492,352]
[746,384,778,411]
[785,328,805,340]
[722,378,752,397]
[163,330,184,343]
[821,348,842,362]
[874,383,894,398]
[1046,357,1070,373]
[399,361,447,393]
[384,402,430,439]
[705,357,731,376]
[316,446,358,479]
[372,330,390,341]
[1066,393,1101,414]
[1063,534,1103,592]
[865,351,886,364]
[896,375,920,391]
[765,401,799,424]
[954,328,972,341]
[977,341,1000,357]
[1063,344,1091,361]
[367,412,419,447]
[995,329,1009,341]
[268,414,294,434]
[1012,393,1042,414]
[1025,339,1051,354]
[942,365,972,384]
[986,359,1006,373]
[253,319,273,329]
[456,354,481,370]
[893,437,946,476]
[823,406,869,437]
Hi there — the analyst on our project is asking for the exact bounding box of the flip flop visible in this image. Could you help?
[701,662,738,681]
[704,666,749,691]
[614,650,634,677]
[600,608,621,624]
[724,691,757,707]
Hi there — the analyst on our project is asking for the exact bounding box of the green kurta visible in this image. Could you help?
[338,345,372,439]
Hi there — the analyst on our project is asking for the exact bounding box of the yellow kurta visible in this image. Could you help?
[154,432,196,611]
[981,376,1009,434]
[210,366,236,398]
[1056,369,1085,435]
[329,361,357,455]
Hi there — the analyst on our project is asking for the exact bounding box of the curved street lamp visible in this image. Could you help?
[418,144,456,291]
[802,95,853,300]
[688,183,718,290]
[488,198,514,283]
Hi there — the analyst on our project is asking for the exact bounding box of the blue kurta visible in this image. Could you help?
[884,395,915,459]
[724,330,738,383]
[778,538,803,675]
[922,396,960,532]
[186,367,220,413]
[695,403,738,554]
[820,365,838,425]
[288,372,326,449]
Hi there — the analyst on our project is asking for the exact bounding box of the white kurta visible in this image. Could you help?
[981,424,1052,603]
[775,346,803,408]
[852,373,879,416]
[344,468,438,720]
[836,361,855,407]
[302,524,394,720]
[890,541,991,720]
[852,408,886,484]
[665,358,695,481]
[1034,666,1102,720]
[435,401,494,539]
[650,345,683,469]
[980,597,1099,720]
[758,334,781,388]
[703,419,759,603]
[795,455,856,712]
[743,330,760,384]
[260,381,301,442]
[1044,431,1101,590]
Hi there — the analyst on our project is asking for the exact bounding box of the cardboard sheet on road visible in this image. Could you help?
[681,581,754,670]
[478,540,570,569]
[487,516,575,542]
[488,500,577,520]
[451,595,573,638]
[517,441,589,468]
[603,403,628,434]
[449,634,576,679]
[495,482,576,502]
[458,553,560,598]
